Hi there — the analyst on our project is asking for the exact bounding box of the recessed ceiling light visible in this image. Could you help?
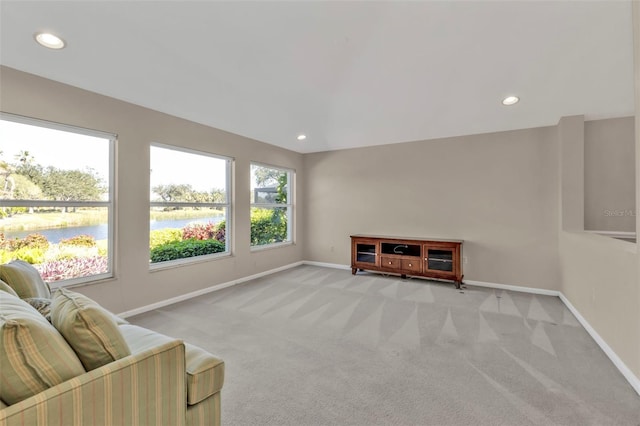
[502,96,519,106]
[34,32,66,50]
[297,134,307,141]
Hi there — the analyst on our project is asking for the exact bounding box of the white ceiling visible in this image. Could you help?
[0,1,635,153]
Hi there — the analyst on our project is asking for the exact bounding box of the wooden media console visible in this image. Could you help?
[350,235,464,288]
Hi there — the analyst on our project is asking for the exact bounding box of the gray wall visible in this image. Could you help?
[584,116,636,232]
[303,126,561,290]
[0,66,305,314]
[558,112,639,382]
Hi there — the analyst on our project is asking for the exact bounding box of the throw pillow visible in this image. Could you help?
[0,291,85,405]
[0,260,51,299]
[24,297,52,322]
[0,279,18,297]
[51,288,131,371]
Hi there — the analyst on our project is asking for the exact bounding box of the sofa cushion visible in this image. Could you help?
[0,279,18,297]
[119,324,224,405]
[51,288,131,371]
[24,297,52,322]
[0,291,85,405]
[0,260,51,299]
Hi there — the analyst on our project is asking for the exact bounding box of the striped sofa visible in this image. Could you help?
[0,261,224,426]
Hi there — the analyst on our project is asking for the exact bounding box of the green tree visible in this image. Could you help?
[14,160,45,187]
[152,184,225,205]
[42,168,104,205]
[210,188,225,203]
[152,184,195,203]
[15,150,34,166]
[8,174,43,200]
[275,174,287,204]
[254,167,280,188]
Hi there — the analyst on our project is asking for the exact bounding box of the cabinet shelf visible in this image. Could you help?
[351,235,463,288]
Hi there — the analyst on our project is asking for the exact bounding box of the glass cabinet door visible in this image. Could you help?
[425,247,454,273]
[356,243,377,264]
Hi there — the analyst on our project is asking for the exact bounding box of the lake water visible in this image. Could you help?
[3,216,223,243]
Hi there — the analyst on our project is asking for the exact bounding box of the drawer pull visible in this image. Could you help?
[388,261,392,265]
[408,263,412,267]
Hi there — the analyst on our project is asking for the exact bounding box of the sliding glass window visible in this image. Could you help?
[0,113,115,286]
[150,144,231,266]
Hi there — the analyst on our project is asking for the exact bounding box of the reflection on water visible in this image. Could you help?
[3,216,223,244]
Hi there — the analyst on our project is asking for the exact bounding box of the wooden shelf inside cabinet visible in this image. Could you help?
[350,235,464,288]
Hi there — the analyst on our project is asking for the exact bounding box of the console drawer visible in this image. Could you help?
[380,257,401,269]
[401,258,422,273]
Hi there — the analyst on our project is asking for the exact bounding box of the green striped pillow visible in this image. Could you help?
[51,288,131,371]
[0,279,18,297]
[24,297,52,322]
[0,291,85,405]
[0,260,51,299]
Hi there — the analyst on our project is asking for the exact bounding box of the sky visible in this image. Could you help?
[150,145,227,193]
[0,119,228,194]
[0,119,109,180]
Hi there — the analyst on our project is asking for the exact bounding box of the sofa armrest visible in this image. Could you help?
[184,343,224,405]
[0,339,186,426]
[119,325,225,406]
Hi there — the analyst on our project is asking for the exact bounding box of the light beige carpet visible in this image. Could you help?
[129,265,640,425]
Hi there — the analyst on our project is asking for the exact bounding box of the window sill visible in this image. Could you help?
[250,241,294,252]
[49,273,117,291]
[149,251,232,272]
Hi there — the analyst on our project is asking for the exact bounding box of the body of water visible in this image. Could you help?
[3,216,223,243]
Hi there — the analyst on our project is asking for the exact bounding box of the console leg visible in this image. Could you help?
[352,268,357,275]
[455,281,461,289]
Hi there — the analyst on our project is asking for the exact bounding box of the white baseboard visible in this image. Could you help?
[117,261,303,318]
[117,260,640,396]
[558,293,640,396]
[302,260,351,270]
[463,279,560,297]
[584,230,636,239]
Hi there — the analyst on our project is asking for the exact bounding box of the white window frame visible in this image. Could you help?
[149,143,232,269]
[250,162,294,250]
[0,112,116,287]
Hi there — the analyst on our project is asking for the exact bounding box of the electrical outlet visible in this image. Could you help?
[330,246,335,252]
[463,256,468,264]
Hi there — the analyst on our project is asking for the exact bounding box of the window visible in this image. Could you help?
[150,144,231,266]
[0,113,115,285]
[250,163,293,247]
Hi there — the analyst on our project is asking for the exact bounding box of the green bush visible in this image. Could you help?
[96,239,109,257]
[0,249,15,264]
[50,251,76,261]
[250,208,287,246]
[23,233,50,250]
[8,207,28,215]
[60,234,96,247]
[150,228,182,250]
[150,238,225,263]
[0,233,49,251]
[13,247,45,264]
